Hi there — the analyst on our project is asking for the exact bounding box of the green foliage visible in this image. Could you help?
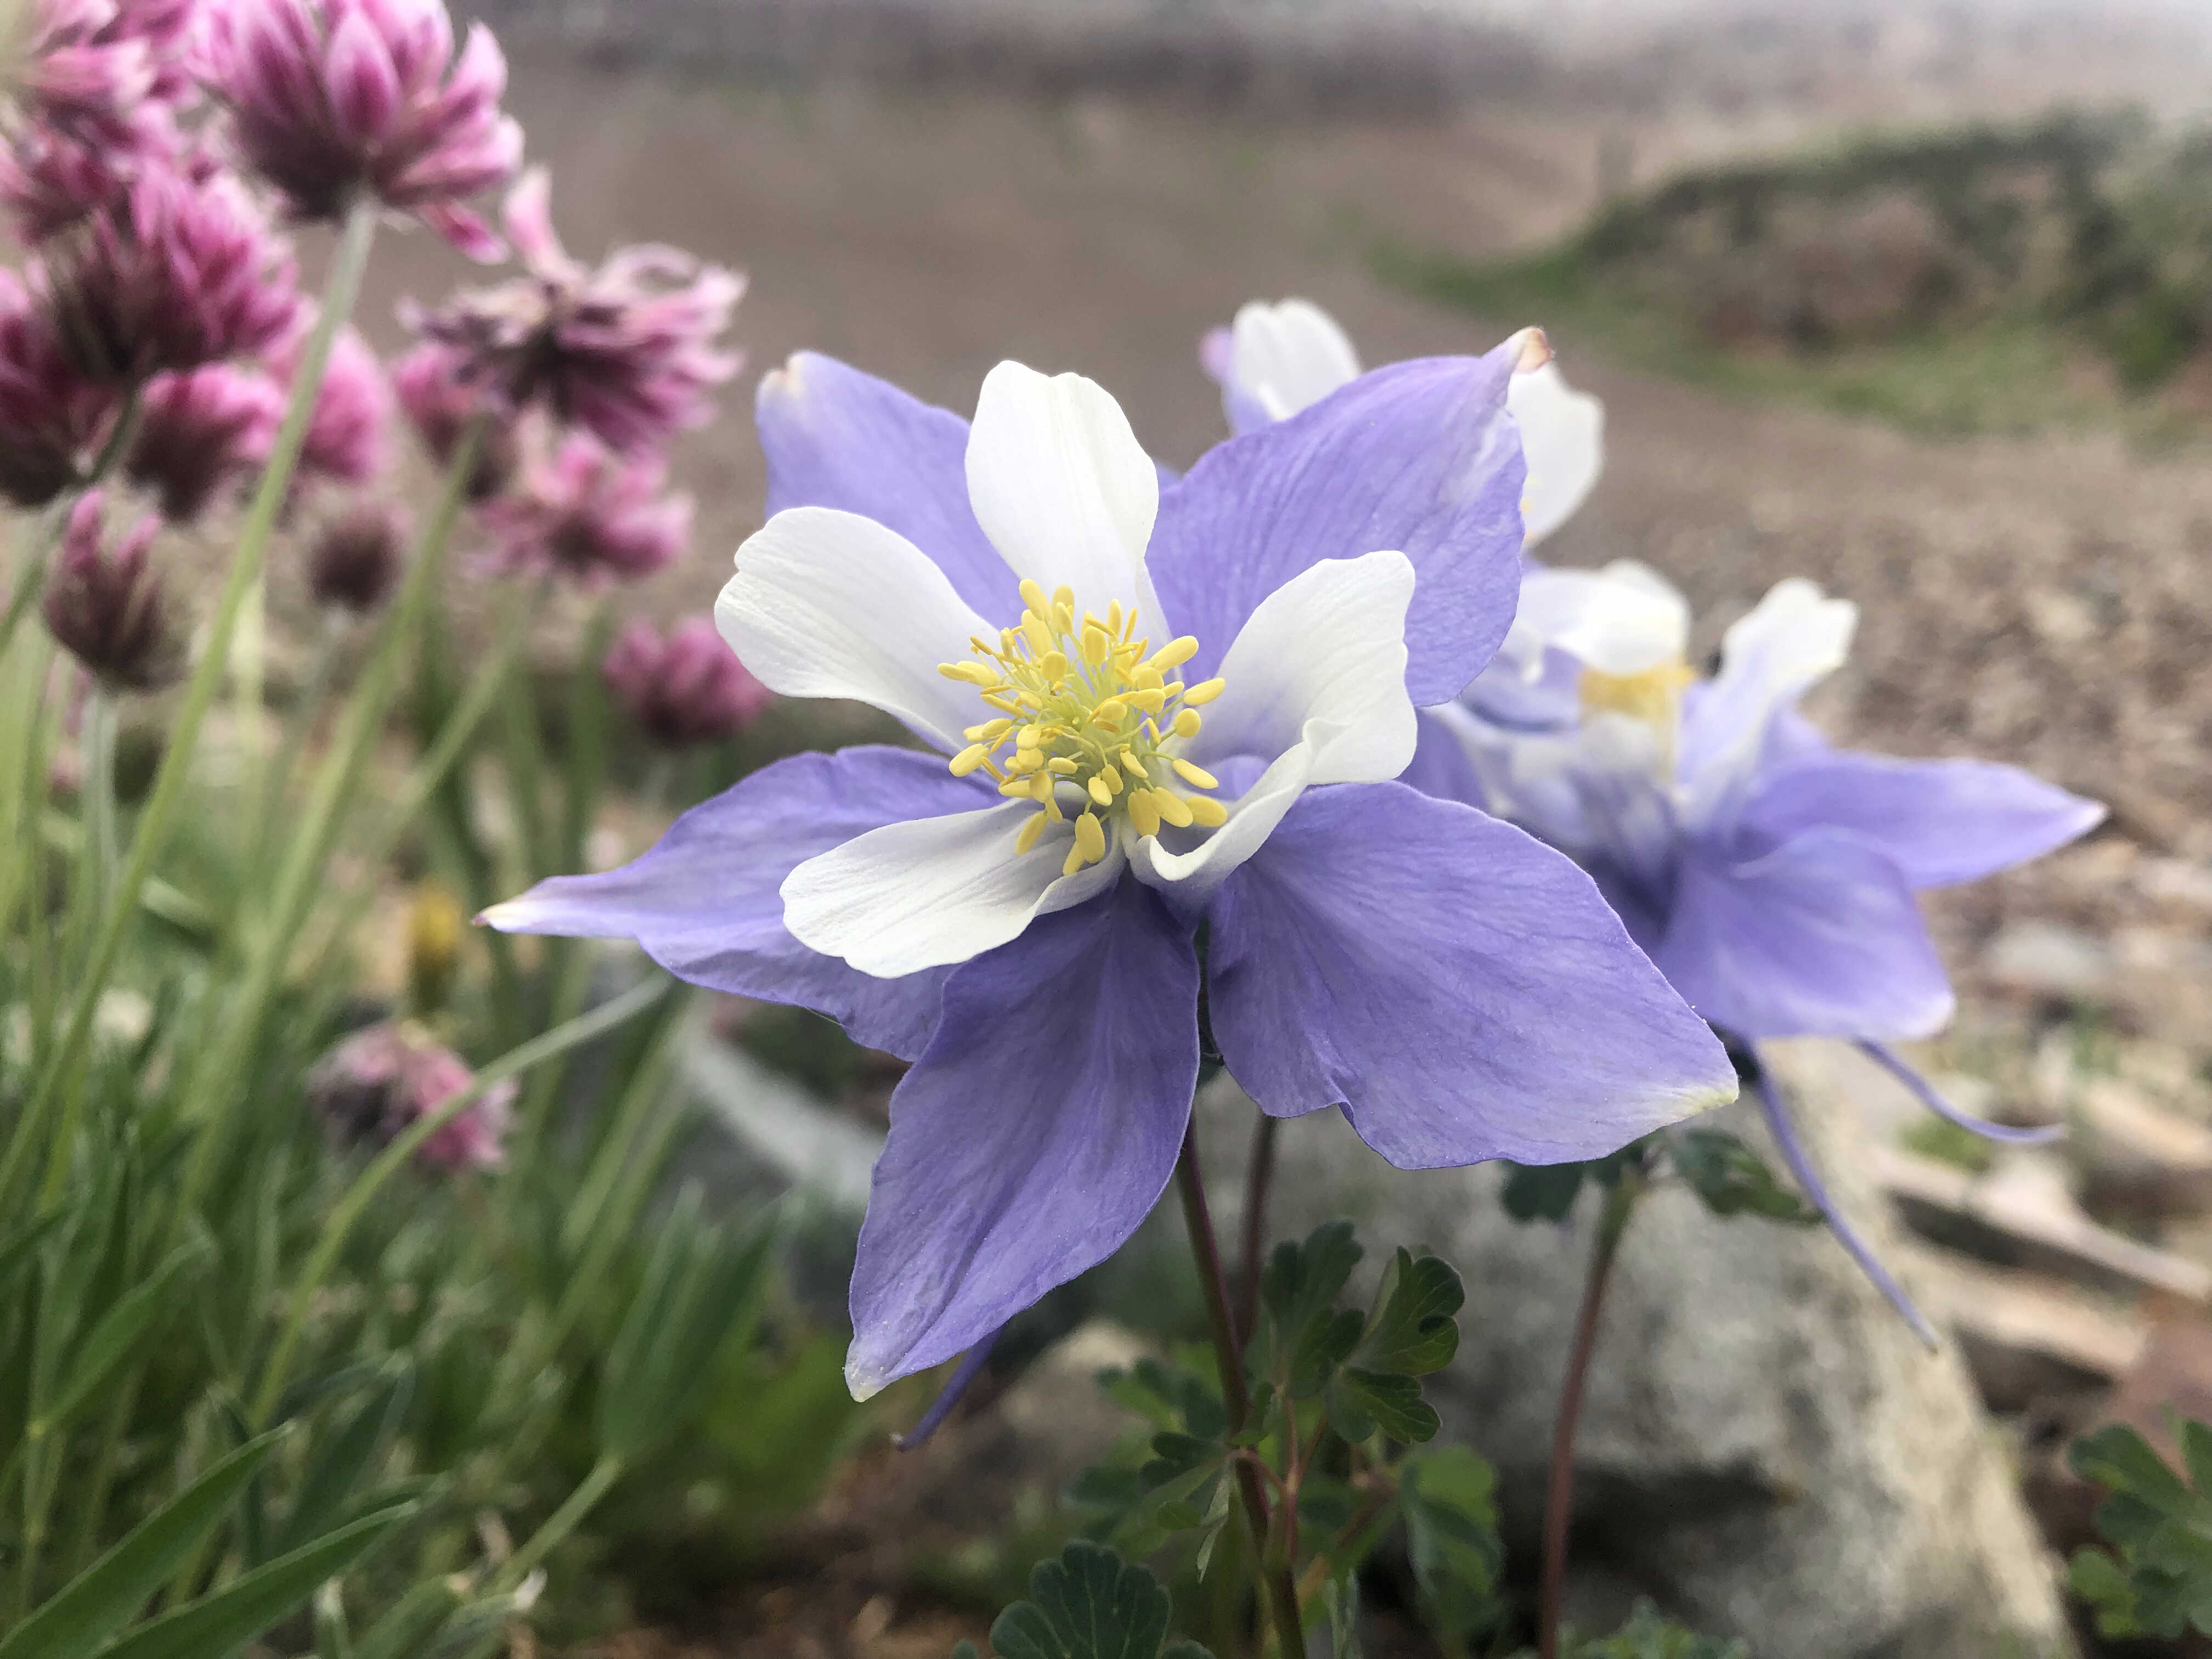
[1667,1131,1819,1224]
[2069,1419,2212,1637]
[1400,1447,1504,1643]
[1500,1144,1643,1223]
[966,1543,1213,1659]
[1565,1601,1750,1658]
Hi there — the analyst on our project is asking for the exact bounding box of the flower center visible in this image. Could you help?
[938,579,1229,877]
[1579,659,1697,776]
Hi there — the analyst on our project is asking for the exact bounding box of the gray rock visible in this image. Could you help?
[1204,1038,2074,1658]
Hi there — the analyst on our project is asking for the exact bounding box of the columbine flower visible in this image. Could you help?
[484,349,1737,1396]
[198,0,522,254]
[479,432,688,586]
[306,496,405,610]
[42,488,181,690]
[126,362,282,520]
[1201,296,1603,549]
[601,617,771,749]
[306,1019,512,1172]
[273,319,391,488]
[0,266,116,505]
[390,337,514,496]
[404,168,742,453]
[1420,567,2104,1335]
[36,160,298,382]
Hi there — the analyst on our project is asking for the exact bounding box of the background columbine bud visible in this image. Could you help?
[480,433,689,588]
[601,617,772,750]
[406,168,742,453]
[200,0,522,255]
[305,1019,512,1173]
[41,489,182,691]
[306,497,406,612]
[391,338,514,498]
[0,267,115,505]
[126,363,283,521]
[38,163,299,382]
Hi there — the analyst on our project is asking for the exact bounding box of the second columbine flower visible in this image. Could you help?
[487,348,1739,1396]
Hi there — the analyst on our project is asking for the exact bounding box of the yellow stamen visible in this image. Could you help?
[1092,699,1127,727]
[1171,709,1201,739]
[950,743,992,777]
[1182,678,1225,706]
[1187,795,1228,828]
[1087,776,1114,807]
[1127,791,1161,837]
[1151,636,1199,672]
[1015,812,1047,856]
[1153,790,1195,828]
[1171,758,1218,789]
[939,661,998,686]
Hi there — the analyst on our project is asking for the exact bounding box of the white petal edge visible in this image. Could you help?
[1131,551,1418,901]
[1230,298,1361,422]
[1515,559,1689,678]
[1184,550,1418,783]
[716,506,993,755]
[1509,360,1605,547]
[964,360,1159,619]
[781,801,1124,978]
[1678,577,1857,828]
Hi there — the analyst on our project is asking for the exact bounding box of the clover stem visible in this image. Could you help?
[1176,1119,1305,1659]
[1539,1171,1641,1659]
[1234,1108,1279,1346]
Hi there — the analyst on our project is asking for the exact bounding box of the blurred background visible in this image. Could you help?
[329,2,2212,1653]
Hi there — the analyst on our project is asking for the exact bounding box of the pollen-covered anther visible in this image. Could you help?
[936,596,1228,872]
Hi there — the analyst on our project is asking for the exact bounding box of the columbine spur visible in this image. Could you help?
[484,349,1737,1396]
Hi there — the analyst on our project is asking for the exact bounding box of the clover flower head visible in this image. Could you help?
[487,347,1738,1397]
[125,360,282,520]
[404,167,743,453]
[306,1019,512,1172]
[601,616,772,750]
[42,488,181,691]
[1204,298,1602,549]
[15,0,200,144]
[479,431,688,587]
[0,266,115,505]
[390,336,514,497]
[306,495,405,611]
[199,0,522,252]
[36,159,298,382]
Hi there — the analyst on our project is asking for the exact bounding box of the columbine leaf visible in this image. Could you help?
[1261,1223,1362,1343]
[1354,1250,1462,1376]
[1327,1369,1437,1445]
[1286,1309,1364,1400]
[1668,1130,1819,1225]
[990,1541,1199,1659]
[1500,1162,1585,1222]
[1401,1446,1502,1643]
[2073,1424,2194,1516]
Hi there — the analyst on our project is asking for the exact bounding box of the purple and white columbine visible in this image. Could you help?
[484,348,1737,1396]
[1211,295,2106,1338]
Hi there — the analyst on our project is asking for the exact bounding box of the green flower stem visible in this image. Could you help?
[171,421,485,1214]
[78,693,117,937]
[251,973,671,1426]
[492,1451,622,1595]
[1235,1109,1280,1346]
[1538,1171,1643,1659]
[1176,1121,1305,1659]
[0,197,379,1214]
[249,609,345,884]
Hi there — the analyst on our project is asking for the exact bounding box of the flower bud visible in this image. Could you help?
[199,0,522,255]
[480,433,689,589]
[601,617,772,749]
[274,319,392,491]
[126,363,283,522]
[0,266,114,506]
[391,339,514,499]
[306,498,407,612]
[41,489,181,691]
[306,1019,513,1173]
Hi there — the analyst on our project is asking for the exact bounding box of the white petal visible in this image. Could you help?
[1131,550,1417,901]
[1515,559,1689,677]
[716,506,992,754]
[1186,550,1417,785]
[964,361,1158,616]
[1678,577,1857,827]
[1509,360,1604,546]
[1230,298,1361,422]
[782,802,1124,978]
